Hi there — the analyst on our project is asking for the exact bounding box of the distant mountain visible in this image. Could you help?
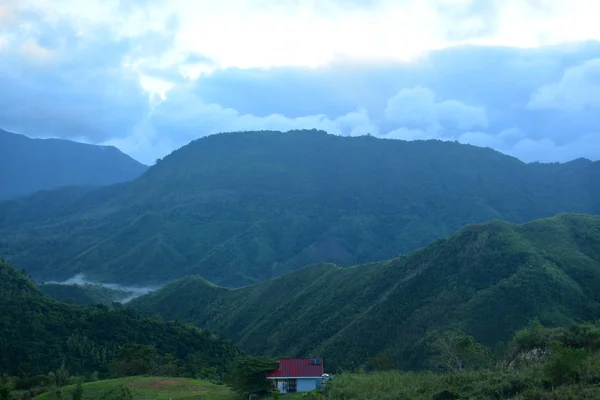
[0,130,599,286]
[0,259,239,377]
[39,282,134,305]
[0,129,147,199]
[130,214,600,371]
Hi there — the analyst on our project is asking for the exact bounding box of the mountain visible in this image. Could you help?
[39,283,135,305]
[0,129,147,200]
[130,214,600,370]
[0,259,239,377]
[1,130,599,286]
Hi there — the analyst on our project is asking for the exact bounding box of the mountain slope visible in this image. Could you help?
[1,130,599,286]
[0,259,239,377]
[0,129,147,199]
[131,214,600,370]
[39,282,134,305]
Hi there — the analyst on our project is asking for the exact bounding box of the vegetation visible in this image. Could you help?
[131,214,600,371]
[39,283,134,305]
[225,356,278,398]
[318,321,600,400]
[0,259,239,378]
[0,128,146,200]
[35,376,236,400]
[1,130,599,287]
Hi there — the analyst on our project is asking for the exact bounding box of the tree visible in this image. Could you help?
[109,343,158,377]
[0,375,13,400]
[225,356,278,397]
[49,363,71,388]
[367,353,395,371]
[545,343,589,386]
[72,379,83,400]
[427,331,493,372]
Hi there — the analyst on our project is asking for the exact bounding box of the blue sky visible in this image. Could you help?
[1,0,600,164]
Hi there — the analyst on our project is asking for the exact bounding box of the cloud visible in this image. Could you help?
[2,1,600,163]
[528,58,600,111]
[384,86,488,133]
[0,12,150,142]
[6,0,600,71]
[107,88,380,163]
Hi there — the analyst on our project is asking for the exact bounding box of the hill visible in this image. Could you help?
[36,376,236,400]
[130,214,600,371]
[39,283,135,305]
[1,130,599,286]
[0,259,239,377]
[0,129,147,200]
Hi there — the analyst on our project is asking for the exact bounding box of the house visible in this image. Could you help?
[267,358,324,393]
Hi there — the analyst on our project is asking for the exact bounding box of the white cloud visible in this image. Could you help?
[19,38,53,62]
[5,0,600,72]
[385,86,487,132]
[528,58,600,111]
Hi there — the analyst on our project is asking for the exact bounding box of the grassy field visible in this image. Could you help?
[36,376,237,400]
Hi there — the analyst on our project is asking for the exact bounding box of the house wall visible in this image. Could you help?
[297,378,319,392]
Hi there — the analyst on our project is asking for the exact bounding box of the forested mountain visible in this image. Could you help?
[0,129,147,200]
[0,259,239,377]
[39,283,134,305]
[1,130,599,286]
[131,214,600,370]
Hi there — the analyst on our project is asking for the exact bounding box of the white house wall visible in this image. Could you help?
[297,378,319,392]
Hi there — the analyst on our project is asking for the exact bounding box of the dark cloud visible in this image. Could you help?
[2,5,600,164]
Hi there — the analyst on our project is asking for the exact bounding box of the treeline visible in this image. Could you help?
[0,259,240,398]
[319,321,600,400]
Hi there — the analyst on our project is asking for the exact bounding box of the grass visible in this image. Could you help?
[35,376,237,400]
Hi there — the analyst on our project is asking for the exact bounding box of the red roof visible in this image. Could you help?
[266,358,324,378]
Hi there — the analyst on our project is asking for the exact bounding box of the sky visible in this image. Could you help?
[1,0,600,165]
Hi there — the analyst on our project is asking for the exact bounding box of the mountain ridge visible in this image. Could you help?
[1,130,599,286]
[0,128,147,200]
[130,213,600,370]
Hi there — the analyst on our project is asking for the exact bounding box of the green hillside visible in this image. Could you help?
[1,130,599,287]
[0,129,147,200]
[131,214,600,371]
[0,259,239,377]
[39,283,134,305]
[36,376,236,400]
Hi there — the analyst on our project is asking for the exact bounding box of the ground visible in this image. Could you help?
[35,376,237,400]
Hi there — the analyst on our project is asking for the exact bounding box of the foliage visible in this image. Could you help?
[1,130,599,287]
[545,344,588,386]
[426,331,493,372]
[366,354,395,371]
[109,344,158,377]
[49,364,71,388]
[0,128,146,200]
[71,379,83,400]
[225,356,278,397]
[319,322,600,400]
[39,283,133,306]
[0,260,239,377]
[131,214,600,370]
[0,375,13,400]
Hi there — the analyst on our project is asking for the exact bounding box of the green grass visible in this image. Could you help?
[36,376,237,400]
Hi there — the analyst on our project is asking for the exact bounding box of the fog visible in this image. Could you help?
[44,273,160,303]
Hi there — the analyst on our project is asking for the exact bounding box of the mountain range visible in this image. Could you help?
[0,259,239,377]
[0,129,147,200]
[131,214,600,370]
[0,129,599,287]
